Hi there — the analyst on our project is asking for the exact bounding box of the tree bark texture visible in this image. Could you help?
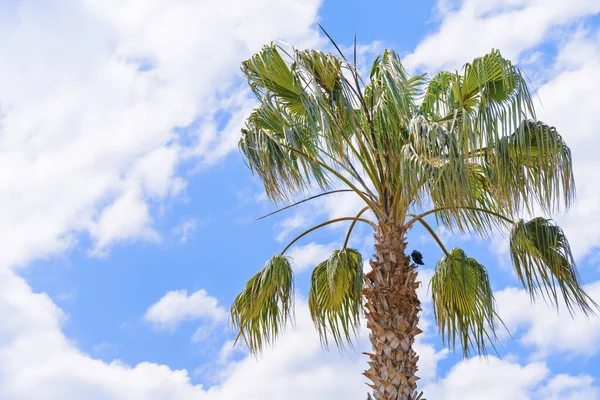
[363,223,424,400]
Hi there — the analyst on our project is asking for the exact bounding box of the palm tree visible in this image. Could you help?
[230,32,596,399]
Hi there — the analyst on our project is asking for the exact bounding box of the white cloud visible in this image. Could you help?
[203,301,372,399]
[275,212,310,242]
[403,0,600,72]
[0,268,209,400]
[424,356,600,400]
[2,264,598,399]
[0,0,322,266]
[286,242,336,272]
[495,281,600,357]
[127,147,185,199]
[424,356,549,399]
[144,289,226,332]
[536,374,600,400]
[533,29,600,259]
[173,219,198,243]
[88,188,160,255]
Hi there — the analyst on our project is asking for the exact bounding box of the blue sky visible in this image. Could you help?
[2,1,600,399]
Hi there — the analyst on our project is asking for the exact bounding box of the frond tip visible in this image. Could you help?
[509,217,597,315]
[308,248,363,349]
[431,248,498,357]
[230,255,294,354]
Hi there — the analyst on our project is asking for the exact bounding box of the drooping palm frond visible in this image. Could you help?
[308,248,364,349]
[462,50,535,152]
[399,116,511,236]
[428,163,511,236]
[431,248,498,357]
[509,218,596,315]
[230,255,294,354]
[240,99,329,202]
[489,120,575,214]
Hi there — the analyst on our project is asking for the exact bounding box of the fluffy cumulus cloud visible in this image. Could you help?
[0,0,322,265]
[423,356,600,400]
[1,264,594,399]
[424,356,549,400]
[144,289,226,332]
[534,28,600,258]
[0,268,206,400]
[286,242,337,272]
[495,282,600,357]
[537,374,600,400]
[404,0,600,71]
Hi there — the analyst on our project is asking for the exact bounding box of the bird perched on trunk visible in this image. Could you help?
[411,250,424,265]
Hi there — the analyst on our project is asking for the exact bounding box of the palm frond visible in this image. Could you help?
[464,50,535,147]
[489,120,575,213]
[431,248,498,357]
[240,100,330,202]
[308,248,364,349]
[509,218,596,315]
[420,71,454,120]
[257,189,357,221]
[242,43,307,115]
[231,255,294,354]
[462,50,531,112]
[399,117,507,234]
[428,162,512,236]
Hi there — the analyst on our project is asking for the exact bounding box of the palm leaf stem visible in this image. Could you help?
[405,206,515,229]
[281,217,376,255]
[407,214,449,256]
[257,189,358,221]
[343,206,370,248]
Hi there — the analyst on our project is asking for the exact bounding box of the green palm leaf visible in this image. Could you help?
[510,217,595,315]
[308,248,364,349]
[431,248,498,357]
[230,255,294,354]
[242,44,306,115]
[420,71,454,119]
[462,49,528,110]
[491,120,575,213]
[240,101,329,202]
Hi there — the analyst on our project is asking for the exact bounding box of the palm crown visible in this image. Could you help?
[231,33,596,399]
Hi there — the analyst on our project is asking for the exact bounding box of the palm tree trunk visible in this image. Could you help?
[363,222,423,400]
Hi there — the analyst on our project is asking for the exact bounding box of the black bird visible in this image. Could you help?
[411,250,424,265]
